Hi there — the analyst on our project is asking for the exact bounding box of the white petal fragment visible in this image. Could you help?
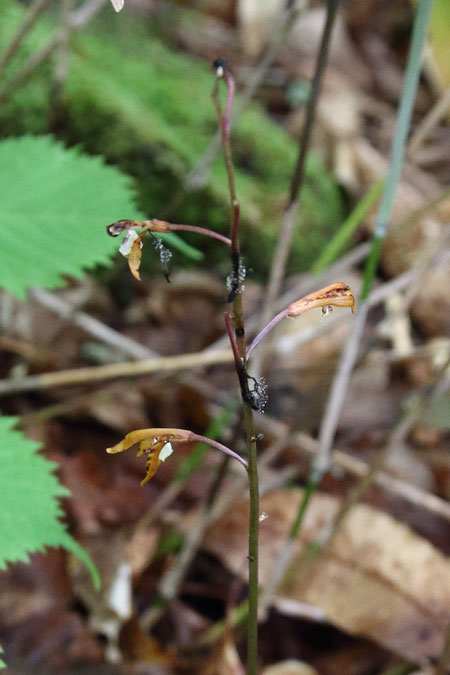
[110,0,124,12]
[119,229,138,256]
[159,442,174,462]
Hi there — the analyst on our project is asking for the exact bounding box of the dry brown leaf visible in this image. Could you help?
[119,616,175,667]
[202,490,450,662]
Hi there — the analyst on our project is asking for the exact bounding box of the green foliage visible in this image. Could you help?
[154,530,184,559]
[0,0,345,276]
[428,0,450,90]
[420,393,450,430]
[0,135,199,298]
[0,135,137,297]
[312,179,385,273]
[0,644,5,669]
[0,416,99,588]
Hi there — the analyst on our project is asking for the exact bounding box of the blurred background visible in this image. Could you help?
[0,0,449,673]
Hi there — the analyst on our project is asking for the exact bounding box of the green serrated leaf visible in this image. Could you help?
[0,416,99,588]
[0,135,137,298]
[0,135,200,298]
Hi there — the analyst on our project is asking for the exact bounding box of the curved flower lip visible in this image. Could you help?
[287,282,355,317]
[106,428,192,454]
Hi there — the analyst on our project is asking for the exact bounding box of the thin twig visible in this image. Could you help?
[0,35,59,104]
[315,227,447,481]
[141,423,237,632]
[176,0,306,198]
[51,0,73,105]
[277,358,450,599]
[0,0,53,77]
[140,434,293,633]
[69,0,105,28]
[324,360,449,547]
[258,0,340,337]
[407,87,450,156]
[204,379,450,639]
[140,501,212,630]
[0,0,106,104]
[31,288,158,359]
[5,253,448,397]
[259,356,449,616]
[315,0,435,480]
[0,348,234,396]
[17,368,450,526]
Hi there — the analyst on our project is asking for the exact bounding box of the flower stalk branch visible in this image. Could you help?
[107,218,231,247]
[212,60,242,300]
[248,282,355,356]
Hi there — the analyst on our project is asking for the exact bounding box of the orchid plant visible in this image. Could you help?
[105,60,355,673]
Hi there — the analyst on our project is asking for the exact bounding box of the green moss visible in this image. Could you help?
[0,0,345,276]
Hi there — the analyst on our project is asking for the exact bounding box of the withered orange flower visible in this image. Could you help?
[248,282,355,356]
[107,218,231,282]
[286,282,355,317]
[107,427,247,485]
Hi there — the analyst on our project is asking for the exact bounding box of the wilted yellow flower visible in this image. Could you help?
[106,427,247,485]
[107,428,190,485]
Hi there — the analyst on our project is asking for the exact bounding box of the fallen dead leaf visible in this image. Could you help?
[201,489,450,662]
[119,616,175,668]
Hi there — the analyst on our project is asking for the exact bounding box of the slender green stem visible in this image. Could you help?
[213,67,259,674]
[312,179,385,274]
[243,395,259,675]
[315,0,435,490]
[287,0,340,208]
[361,0,435,300]
[0,0,53,77]
[289,469,320,539]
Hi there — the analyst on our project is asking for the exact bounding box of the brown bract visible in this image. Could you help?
[126,232,146,281]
